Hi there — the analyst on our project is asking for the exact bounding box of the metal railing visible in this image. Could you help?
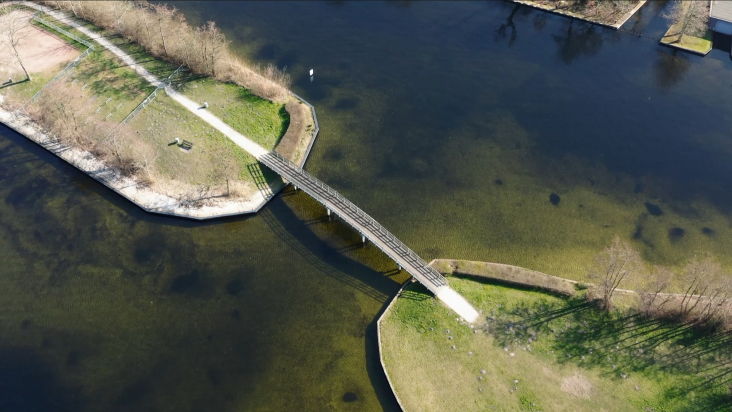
[32,12,95,50]
[120,65,185,125]
[95,64,187,143]
[259,151,447,290]
[14,46,93,118]
[12,12,96,115]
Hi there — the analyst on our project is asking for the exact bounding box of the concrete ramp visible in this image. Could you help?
[435,287,480,323]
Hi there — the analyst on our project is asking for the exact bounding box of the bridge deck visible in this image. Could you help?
[259,152,448,294]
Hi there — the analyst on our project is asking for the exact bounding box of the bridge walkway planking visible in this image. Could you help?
[258,152,448,295]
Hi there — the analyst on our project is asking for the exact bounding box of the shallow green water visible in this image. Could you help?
[2,1,732,411]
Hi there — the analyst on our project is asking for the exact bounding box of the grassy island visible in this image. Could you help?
[380,267,731,411]
[0,1,317,218]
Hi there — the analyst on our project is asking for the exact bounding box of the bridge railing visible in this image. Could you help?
[260,152,447,288]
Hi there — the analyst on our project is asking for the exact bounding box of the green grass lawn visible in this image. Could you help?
[176,78,290,151]
[660,30,713,56]
[380,277,731,412]
[3,70,56,106]
[659,1,712,56]
[4,8,285,204]
[127,92,283,194]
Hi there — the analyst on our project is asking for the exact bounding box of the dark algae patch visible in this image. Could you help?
[549,193,560,206]
[225,278,246,296]
[169,270,202,295]
[0,347,80,412]
[701,227,714,236]
[668,227,685,241]
[342,391,358,402]
[644,202,663,216]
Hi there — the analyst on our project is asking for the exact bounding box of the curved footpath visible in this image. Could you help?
[3,2,481,323]
[0,1,306,219]
[25,2,270,159]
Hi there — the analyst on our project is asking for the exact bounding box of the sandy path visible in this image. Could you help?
[21,2,269,160]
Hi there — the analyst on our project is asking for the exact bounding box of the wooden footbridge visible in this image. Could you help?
[259,152,480,323]
[16,2,478,321]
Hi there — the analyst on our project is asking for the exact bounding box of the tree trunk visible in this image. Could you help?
[141,12,153,49]
[10,43,31,81]
[68,0,78,17]
[157,18,168,57]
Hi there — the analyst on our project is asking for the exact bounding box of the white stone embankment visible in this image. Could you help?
[1,2,296,219]
[0,107,272,219]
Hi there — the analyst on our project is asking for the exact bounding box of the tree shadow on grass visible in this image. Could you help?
[485,294,732,410]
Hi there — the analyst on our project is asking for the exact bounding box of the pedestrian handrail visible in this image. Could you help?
[32,13,95,50]
[259,151,448,291]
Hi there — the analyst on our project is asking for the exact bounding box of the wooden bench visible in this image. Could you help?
[180,140,193,150]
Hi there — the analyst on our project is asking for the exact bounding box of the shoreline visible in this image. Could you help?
[508,0,647,30]
[376,281,409,412]
[0,2,320,220]
[0,107,277,220]
[0,97,319,220]
[658,1,712,56]
[377,258,724,410]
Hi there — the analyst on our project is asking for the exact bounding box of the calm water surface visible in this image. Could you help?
[2,1,732,411]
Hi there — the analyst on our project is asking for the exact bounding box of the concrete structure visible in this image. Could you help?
[710,0,732,35]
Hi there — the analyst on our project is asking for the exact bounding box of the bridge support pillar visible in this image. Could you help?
[362,234,366,244]
[398,264,402,271]
[327,208,331,216]
[293,185,298,192]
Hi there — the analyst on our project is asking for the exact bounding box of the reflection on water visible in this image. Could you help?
[4,0,732,410]
[552,21,604,64]
[654,49,692,90]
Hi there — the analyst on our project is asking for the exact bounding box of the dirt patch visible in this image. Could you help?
[275,95,316,165]
[561,373,592,399]
[0,9,79,77]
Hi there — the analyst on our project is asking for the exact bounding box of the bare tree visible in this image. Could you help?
[678,255,721,320]
[698,275,732,324]
[111,0,134,34]
[204,21,228,77]
[151,3,174,58]
[589,235,642,311]
[3,11,32,81]
[38,0,294,102]
[639,265,673,317]
[664,0,710,40]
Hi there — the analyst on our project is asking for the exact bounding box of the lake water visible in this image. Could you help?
[2,1,732,411]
